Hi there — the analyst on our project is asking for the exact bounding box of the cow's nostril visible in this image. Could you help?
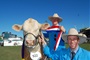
[26,40,36,46]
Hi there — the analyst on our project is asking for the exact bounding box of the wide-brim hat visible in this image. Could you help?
[48,13,62,22]
[62,28,87,44]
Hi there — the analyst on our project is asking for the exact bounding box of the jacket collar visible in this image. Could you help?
[67,46,82,60]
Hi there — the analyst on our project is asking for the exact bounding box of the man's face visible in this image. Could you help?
[67,35,79,50]
[52,19,59,25]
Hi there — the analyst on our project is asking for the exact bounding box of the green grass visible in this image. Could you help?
[0,46,22,60]
[66,43,90,51]
[0,43,90,60]
[79,43,90,51]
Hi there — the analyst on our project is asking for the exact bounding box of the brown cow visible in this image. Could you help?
[12,18,50,60]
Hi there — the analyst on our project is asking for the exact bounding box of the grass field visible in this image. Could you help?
[0,46,22,60]
[66,43,90,51]
[0,43,90,60]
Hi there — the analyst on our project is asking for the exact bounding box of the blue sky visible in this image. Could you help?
[0,0,89,37]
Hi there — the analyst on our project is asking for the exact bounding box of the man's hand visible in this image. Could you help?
[38,34,46,45]
[60,26,65,32]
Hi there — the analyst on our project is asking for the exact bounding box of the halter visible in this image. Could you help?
[22,29,42,59]
[24,32,40,48]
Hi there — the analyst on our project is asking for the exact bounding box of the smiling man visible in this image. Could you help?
[61,28,90,60]
[68,35,79,51]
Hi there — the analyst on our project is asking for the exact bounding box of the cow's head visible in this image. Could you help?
[12,18,50,47]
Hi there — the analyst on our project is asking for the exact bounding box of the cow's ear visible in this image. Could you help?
[12,24,22,31]
[41,23,50,30]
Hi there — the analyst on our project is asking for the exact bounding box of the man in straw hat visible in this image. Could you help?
[41,28,90,60]
[60,28,90,60]
[41,13,66,60]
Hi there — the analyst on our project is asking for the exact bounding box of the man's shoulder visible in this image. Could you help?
[79,47,90,55]
[80,47,90,52]
[78,47,90,59]
[60,48,70,54]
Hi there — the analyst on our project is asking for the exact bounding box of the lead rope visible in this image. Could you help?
[39,30,46,60]
[22,33,25,60]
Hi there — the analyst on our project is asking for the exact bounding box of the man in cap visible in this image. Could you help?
[42,13,66,60]
[60,28,90,60]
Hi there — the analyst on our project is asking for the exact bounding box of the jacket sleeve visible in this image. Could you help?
[43,45,59,60]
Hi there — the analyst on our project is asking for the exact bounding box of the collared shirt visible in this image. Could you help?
[70,46,79,59]
[59,46,90,60]
[71,46,79,54]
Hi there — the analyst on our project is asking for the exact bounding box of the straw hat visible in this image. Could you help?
[48,13,62,22]
[62,28,87,44]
